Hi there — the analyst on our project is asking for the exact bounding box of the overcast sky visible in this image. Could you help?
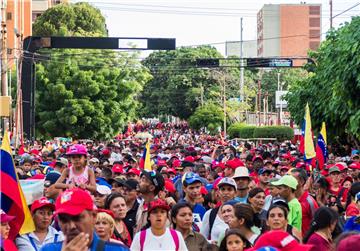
[73,0,359,55]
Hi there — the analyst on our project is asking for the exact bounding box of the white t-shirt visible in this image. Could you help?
[200,209,229,242]
[130,228,188,251]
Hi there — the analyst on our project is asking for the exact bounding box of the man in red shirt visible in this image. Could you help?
[291,168,319,236]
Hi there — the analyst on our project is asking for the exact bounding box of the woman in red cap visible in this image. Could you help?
[130,199,188,251]
[0,209,17,251]
[15,197,64,251]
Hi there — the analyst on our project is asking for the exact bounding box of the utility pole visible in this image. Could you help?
[239,17,244,112]
[200,83,204,106]
[277,72,281,125]
[330,0,333,29]
[1,0,8,131]
[257,78,261,126]
[223,73,227,138]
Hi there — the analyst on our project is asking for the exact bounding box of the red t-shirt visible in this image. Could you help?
[299,191,319,235]
[307,233,331,251]
[3,239,18,251]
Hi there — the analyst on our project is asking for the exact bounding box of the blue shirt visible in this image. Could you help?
[344,216,360,232]
[40,232,129,251]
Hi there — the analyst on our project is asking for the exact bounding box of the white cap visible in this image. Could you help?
[96,185,111,195]
[201,156,213,164]
[233,167,250,179]
[218,177,237,190]
[89,157,99,163]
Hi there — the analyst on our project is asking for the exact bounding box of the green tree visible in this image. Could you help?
[188,102,224,134]
[285,17,360,145]
[141,48,257,120]
[33,2,107,37]
[33,3,151,139]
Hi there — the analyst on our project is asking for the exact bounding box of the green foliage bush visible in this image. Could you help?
[253,126,294,141]
[228,125,293,140]
[228,123,245,138]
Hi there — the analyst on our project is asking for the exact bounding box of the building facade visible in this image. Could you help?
[257,4,321,58]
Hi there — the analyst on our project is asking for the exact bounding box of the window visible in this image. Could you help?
[309,29,320,39]
[6,12,12,21]
[309,6,320,15]
[309,18,320,27]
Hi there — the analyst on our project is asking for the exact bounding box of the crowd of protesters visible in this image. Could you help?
[1,121,360,251]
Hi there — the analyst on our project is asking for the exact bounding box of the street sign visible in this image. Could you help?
[246,58,293,68]
[275,91,288,108]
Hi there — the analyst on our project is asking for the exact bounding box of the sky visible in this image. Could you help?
[72,0,359,55]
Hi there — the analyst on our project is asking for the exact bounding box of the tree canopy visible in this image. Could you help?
[33,3,151,139]
[140,47,257,121]
[286,17,360,145]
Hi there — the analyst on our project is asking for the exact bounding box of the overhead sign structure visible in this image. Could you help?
[246,58,293,68]
[21,36,176,140]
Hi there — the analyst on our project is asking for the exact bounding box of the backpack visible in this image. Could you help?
[208,207,220,240]
[139,228,179,251]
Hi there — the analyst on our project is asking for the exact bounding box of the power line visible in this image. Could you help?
[333,2,360,19]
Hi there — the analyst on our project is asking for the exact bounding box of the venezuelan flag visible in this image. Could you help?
[1,131,35,240]
[304,103,316,160]
[316,122,328,170]
[139,140,152,171]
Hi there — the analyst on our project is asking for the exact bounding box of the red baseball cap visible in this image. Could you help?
[127,168,141,176]
[349,162,360,170]
[247,230,313,251]
[31,197,55,213]
[0,209,15,223]
[148,199,170,214]
[184,156,195,163]
[157,159,168,167]
[167,168,177,174]
[164,180,176,193]
[112,163,124,174]
[226,159,245,169]
[337,234,360,251]
[172,159,182,168]
[55,188,94,216]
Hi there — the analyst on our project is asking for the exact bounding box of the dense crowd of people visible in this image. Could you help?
[1,121,360,251]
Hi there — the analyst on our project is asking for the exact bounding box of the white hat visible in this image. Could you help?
[233,167,250,179]
[218,177,237,190]
[96,185,111,195]
[201,156,213,164]
[89,157,99,163]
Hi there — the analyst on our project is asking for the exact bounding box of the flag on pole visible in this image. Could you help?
[316,122,328,169]
[1,131,35,240]
[304,103,316,160]
[139,140,152,171]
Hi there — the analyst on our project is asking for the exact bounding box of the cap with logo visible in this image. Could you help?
[182,172,202,186]
[66,144,88,156]
[218,177,237,190]
[141,170,165,188]
[31,197,55,213]
[55,188,94,216]
[96,184,111,195]
[271,175,298,190]
[148,199,170,214]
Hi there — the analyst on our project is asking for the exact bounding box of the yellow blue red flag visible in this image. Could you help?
[316,122,328,169]
[304,103,316,160]
[1,131,35,240]
[139,140,152,171]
